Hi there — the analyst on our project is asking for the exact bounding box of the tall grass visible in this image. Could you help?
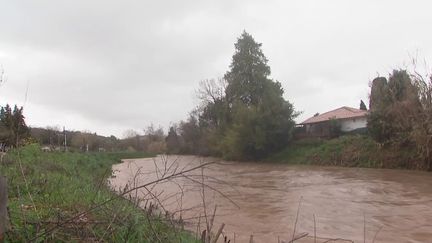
[1,144,197,242]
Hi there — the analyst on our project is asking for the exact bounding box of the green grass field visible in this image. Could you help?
[1,144,197,242]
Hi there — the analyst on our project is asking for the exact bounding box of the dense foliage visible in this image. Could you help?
[367,69,432,170]
[267,135,417,169]
[0,104,29,148]
[168,32,297,160]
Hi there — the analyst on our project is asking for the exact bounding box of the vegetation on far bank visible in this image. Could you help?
[1,144,196,242]
[162,34,432,170]
[267,135,418,169]
[268,67,432,170]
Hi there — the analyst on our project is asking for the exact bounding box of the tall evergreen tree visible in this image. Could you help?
[0,104,29,147]
[367,70,421,144]
[225,31,271,107]
[369,77,388,110]
[165,126,180,154]
[219,31,297,160]
[359,100,367,110]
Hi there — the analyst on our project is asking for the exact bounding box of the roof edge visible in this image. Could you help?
[299,106,368,125]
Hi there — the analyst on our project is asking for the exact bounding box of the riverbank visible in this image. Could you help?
[267,135,419,169]
[0,144,197,242]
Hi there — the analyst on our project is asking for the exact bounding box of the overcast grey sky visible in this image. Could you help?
[1,0,431,137]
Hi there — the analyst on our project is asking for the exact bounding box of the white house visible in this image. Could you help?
[298,106,368,138]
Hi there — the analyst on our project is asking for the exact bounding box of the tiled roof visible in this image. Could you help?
[300,106,367,124]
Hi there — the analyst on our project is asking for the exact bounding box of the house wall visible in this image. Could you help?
[298,116,368,139]
[304,122,331,137]
[340,117,367,132]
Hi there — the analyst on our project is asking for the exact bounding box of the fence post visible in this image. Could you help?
[0,176,8,241]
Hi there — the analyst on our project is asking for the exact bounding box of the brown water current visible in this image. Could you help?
[110,155,432,243]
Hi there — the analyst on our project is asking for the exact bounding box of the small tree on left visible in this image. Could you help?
[0,104,29,148]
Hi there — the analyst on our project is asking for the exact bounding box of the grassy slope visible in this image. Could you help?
[1,144,197,242]
[267,135,417,169]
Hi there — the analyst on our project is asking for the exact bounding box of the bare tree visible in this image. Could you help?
[122,129,139,139]
[196,78,227,105]
[410,59,432,169]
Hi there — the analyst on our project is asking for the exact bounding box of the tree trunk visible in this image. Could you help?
[0,176,8,241]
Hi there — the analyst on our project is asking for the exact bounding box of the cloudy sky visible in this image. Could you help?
[1,0,431,137]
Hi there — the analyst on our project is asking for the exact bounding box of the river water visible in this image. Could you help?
[110,155,432,243]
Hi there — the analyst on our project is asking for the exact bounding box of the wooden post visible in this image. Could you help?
[0,176,8,241]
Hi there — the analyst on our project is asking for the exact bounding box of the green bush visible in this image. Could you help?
[267,135,418,169]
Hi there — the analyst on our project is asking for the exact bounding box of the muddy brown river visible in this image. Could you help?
[110,155,432,243]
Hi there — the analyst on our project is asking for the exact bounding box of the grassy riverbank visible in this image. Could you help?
[267,135,418,169]
[1,144,197,242]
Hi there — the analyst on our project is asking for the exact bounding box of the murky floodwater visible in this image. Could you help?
[110,155,432,243]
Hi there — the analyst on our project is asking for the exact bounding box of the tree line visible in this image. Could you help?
[0,115,166,153]
[2,31,432,168]
[29,124,166,153]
